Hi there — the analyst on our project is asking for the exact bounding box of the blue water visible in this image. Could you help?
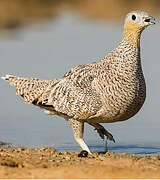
[52,141,160,155]
[0,13,160,155]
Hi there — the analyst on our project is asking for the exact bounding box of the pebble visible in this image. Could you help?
[151,156,160,161]
[105,152,115,157]
[17,147,25,152]
[64,151,70,155]
[78,150,88,158]
[65,156,71,160]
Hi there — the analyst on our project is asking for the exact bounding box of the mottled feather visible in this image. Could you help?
[1,11,155,153]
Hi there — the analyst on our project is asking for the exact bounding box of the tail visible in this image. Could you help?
[1,74,16,81]
[1,74,20,87]
[1,74,54,104]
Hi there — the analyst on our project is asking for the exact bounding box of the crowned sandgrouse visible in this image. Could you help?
[1,11,155,153]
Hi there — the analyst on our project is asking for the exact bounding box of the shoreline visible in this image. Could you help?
[0,146,160,178]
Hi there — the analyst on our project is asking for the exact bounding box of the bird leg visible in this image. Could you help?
[105,139,108,153]
[68,119,91,154]
[88,122,115,153]
[88,122,115,142]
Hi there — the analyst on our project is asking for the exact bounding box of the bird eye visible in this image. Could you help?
[132,15,136,21]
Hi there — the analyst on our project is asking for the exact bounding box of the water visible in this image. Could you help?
[0,13,160,155]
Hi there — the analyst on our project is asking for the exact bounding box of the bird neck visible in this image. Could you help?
[122,24,144,49]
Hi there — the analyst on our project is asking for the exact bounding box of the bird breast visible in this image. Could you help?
[90,49,146,123]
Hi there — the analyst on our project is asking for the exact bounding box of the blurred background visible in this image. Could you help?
[0,0,160,154]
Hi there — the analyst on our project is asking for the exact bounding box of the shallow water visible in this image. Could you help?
[0,13,160,155]
[54,142,160,155]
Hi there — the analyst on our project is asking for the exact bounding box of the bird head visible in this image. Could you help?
[123,11,155,48]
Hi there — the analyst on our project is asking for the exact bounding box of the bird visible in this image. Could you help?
[1,11,155,154]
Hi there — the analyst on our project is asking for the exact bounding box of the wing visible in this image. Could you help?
[44,64,103,120]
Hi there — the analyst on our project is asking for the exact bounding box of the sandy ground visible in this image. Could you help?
[0,146,160,178]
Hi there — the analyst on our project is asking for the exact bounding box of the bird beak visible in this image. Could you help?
[144,16,156,25]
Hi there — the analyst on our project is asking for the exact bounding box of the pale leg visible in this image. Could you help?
[68,119,91,154]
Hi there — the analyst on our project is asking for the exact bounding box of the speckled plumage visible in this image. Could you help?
[1,11,155,153]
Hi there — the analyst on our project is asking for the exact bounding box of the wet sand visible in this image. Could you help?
[0,146,160,178]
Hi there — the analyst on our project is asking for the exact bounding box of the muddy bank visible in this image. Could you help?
[0,146,160,178]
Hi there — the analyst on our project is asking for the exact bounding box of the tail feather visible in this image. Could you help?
[1,74,16,81]
[1,74,54,104]
[1,74,24,88]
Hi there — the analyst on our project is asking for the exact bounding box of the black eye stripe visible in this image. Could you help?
[132,15,136,21]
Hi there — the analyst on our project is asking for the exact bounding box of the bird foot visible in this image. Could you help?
[95,127,115,143]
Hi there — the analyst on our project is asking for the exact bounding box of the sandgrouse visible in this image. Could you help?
[1,11,155,153]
